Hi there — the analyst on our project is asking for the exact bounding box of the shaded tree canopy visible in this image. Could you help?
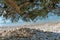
[0,0,60,22]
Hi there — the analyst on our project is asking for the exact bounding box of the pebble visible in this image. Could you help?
[0,28,60,40]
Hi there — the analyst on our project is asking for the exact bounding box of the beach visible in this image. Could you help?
[0,22,60,40]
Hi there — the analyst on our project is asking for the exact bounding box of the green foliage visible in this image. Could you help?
[1,0,60,22]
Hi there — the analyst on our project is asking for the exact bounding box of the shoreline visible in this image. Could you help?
[0,22,60,33]
[0,21,60,27]
[0,22,60,40]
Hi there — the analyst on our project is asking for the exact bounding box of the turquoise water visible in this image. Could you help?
[0,1,60,26]
[0,11,60,26]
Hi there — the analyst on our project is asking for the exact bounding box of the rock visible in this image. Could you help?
[0,28,60,40]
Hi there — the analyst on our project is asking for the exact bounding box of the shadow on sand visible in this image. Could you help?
[0,28,60,40]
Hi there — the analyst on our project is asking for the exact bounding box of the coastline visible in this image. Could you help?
[0,22,60,40]
[0,21,60,32]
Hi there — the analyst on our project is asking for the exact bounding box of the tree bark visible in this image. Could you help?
[4,0,34,16]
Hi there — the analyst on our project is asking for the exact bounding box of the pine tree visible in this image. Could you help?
[1,0,60,22]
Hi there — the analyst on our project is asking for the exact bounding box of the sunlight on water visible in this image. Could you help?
[0,1,60,26]
[34,12,60,23]
[0,11,60,26]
